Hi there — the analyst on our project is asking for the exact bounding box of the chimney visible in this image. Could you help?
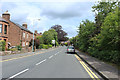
[35,30,37,34]
[2,10,10,20]
[22,23,27,28]
[40,32,42,35]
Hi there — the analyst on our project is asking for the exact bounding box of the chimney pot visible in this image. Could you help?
[22,23,27,28]
[2,10,10,20]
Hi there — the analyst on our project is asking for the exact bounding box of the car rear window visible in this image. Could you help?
[68,47,74,49]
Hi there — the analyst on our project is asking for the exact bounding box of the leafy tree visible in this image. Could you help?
[92,1,117,34]
[89,6,120,63]
[36,35,43,44]
[78,19,95,52]
[51,25,68,42]
[42,29,58,45]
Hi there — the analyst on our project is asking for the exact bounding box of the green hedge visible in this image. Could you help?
[16,45,22,51]
[48,44,52,48]
[0,40,6,51]
[39,44,52,49]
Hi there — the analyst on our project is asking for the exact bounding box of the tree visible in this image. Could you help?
[78,19,95,52]
[88,6,120,63]
[51,25,68,42]
[92,1,117,34]
[36,35,43,44]
[42,29,58,45]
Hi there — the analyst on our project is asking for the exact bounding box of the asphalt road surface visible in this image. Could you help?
[2,46,102,79]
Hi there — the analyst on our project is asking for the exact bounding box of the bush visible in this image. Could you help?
[0,40,6,51]
[16,45,22,51]
[10,48,17,52]
[39,44,49,49]
[64,42,68,46]
[39,44,44,49]
[55,41,59,46]
[48,44,52,48]
[43,45,49,49]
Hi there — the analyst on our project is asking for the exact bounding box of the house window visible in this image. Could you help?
[0,24,2,33]
[22,42,25,46]
[23,32,25,38]
[4,25,7,34]
[26,42,29,45]
[27,34,29,38]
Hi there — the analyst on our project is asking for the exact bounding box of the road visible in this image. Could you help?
[2,46,101,79]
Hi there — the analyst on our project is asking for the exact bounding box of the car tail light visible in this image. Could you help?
[67,49,69,51]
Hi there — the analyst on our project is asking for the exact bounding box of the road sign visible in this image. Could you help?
[52,40,55,44]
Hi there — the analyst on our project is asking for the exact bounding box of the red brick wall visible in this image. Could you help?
[8,21,21,46]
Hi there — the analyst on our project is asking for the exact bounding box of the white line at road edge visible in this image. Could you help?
[49,55,53,59]
[36,59,47,65]
[8,68,29,79]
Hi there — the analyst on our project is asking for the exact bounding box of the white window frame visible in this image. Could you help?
[0,24,2,33]
[27,34,29,38]
[23,32,25,38]
[22,42,25,46]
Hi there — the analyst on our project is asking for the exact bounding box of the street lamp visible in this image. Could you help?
[31,19,40,52]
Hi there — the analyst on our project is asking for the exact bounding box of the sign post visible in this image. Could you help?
[52,40,55,47]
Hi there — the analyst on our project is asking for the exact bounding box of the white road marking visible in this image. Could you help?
[8,68,29,79]
[36,59,46,65]
[49,55,53,59]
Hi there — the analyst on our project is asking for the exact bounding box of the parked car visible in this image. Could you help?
[67,46,75,53]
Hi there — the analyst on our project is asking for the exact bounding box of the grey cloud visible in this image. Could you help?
[40,2,93,19]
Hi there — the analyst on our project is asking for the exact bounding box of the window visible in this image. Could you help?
[4,25,7,34]
[0,24,2,33]
[23,32,25,38]
[27,34,29,38]
[22,42,25,46]
[26,42,29,45]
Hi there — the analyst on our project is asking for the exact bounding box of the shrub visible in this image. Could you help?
[55,41,59,46]
[0,40,6,51]
[48,44,52,48]
[16,45,22,51]
[39,44,49,49]
[10,48,17,52]
[64,42,68,46]
[39,44,44,49]
[43,45,49,49]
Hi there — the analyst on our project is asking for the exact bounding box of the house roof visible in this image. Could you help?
[14,22,33,34]
[0,16,8,23]
[0,16,33,34]
[10,21,33,34]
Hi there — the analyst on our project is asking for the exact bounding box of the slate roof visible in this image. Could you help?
[0,16,33,34]
[0,16,8,23]
[14,22,33,34]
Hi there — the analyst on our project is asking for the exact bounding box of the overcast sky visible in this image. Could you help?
[0,0,97,38]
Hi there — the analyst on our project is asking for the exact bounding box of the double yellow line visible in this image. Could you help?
[75,54,100,80]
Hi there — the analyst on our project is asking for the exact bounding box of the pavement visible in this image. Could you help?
[76,50,120,80]
[1,46,102,80]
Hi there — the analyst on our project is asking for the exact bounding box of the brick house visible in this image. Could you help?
[0,16,9,49]
[2,11,35,49]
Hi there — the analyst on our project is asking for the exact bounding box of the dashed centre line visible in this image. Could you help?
[6,49,62,79]
[8,68,29,79]
[36,59,47,65]
[49,55,53,59]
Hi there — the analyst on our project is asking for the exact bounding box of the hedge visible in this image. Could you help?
[0,40,6,51]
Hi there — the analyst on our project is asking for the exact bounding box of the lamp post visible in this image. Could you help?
[31,19,40,52]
